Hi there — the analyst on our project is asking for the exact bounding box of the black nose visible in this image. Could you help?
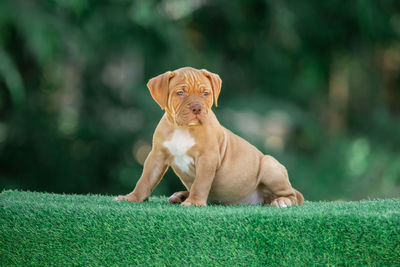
[191,104,202,115]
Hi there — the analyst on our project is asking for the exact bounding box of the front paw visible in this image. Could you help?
[113,194,140,202]
[181,198,207,207]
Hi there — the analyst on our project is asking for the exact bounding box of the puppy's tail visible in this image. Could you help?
[294,189,305,205]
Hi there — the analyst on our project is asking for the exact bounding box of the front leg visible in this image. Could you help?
[115,149,168,202]
[181,156,217,207]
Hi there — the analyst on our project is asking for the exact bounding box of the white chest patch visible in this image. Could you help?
[163,129,195,173]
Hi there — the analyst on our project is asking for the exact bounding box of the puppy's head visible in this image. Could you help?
[147,67,221,126]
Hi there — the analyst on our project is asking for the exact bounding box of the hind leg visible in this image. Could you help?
[259,155,299,207]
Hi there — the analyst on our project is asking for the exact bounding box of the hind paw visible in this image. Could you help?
[270,197,293,208]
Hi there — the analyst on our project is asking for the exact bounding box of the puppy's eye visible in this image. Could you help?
[202,92,210,97]
[176,91,185,97]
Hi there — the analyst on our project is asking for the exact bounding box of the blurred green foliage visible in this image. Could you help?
[0,0,399,200]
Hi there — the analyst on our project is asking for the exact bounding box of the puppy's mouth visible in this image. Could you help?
[188,115,202,126]
[175,111,204,127]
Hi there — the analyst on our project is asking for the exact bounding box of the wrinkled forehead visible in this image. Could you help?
[169,70,211,90]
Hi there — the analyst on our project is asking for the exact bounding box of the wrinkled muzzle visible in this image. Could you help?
[174,97,208,126]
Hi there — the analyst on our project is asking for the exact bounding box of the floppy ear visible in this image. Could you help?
[201,69,222,107]
[147,71,175,110]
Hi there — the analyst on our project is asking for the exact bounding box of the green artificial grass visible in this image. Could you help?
[1,190,399,266]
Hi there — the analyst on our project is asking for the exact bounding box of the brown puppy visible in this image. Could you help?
[115,67,304,207]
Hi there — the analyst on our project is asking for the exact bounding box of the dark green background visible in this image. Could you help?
[0,0,399,201]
